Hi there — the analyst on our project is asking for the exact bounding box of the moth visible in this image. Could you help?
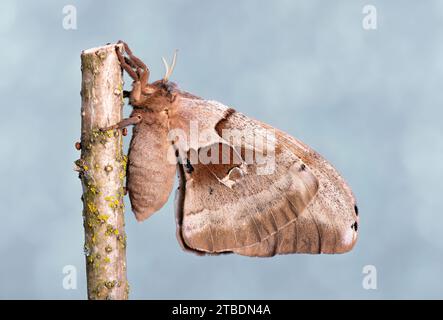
[103,41,358,257]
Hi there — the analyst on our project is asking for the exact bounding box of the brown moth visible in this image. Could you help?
[103,41,358,257]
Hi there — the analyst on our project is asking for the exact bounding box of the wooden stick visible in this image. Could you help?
[76,43,129,300]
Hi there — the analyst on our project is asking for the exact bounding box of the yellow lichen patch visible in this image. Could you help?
[117,82,125,105]
[105,224,116,237]
[97,214,109,223]
[104,256,111,263]
[87,202,98,214]
[91,128,116,145]
[85,181,99,196]
[104,195,120,210]
[117,234,127,248]
[89,186,98,195]
[109,201,120,210]
[122,154,128,167]
[105,280,117,289]
[105,130,114,138]
[121,155,128,172]
[75,159,87,171]
[97,50,107,60]
[87,254,95,264]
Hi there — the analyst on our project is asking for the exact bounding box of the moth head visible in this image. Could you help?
[134,51,179,111]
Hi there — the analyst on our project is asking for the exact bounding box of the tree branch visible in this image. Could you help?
[76,43,129,300]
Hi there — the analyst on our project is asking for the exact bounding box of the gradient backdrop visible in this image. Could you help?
[1,0,442,299]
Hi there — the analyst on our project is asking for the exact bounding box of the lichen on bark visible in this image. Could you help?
[76,43,129,300]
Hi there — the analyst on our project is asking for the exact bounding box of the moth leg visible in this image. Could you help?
[129,81,143,106]
[116,41,152,107]
[100,115,142,132]
[117,47,147,88]
[117,41,150,89]
[116,45,138,81]
[116,50,142,105]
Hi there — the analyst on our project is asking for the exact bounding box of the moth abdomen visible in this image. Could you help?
[127,120,176,221]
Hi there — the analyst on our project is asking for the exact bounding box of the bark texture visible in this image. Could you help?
[76,43,128,300]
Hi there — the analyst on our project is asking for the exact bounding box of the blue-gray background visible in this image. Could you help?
[1,0,442,299]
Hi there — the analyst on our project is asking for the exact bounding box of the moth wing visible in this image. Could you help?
[171,98,358,256]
